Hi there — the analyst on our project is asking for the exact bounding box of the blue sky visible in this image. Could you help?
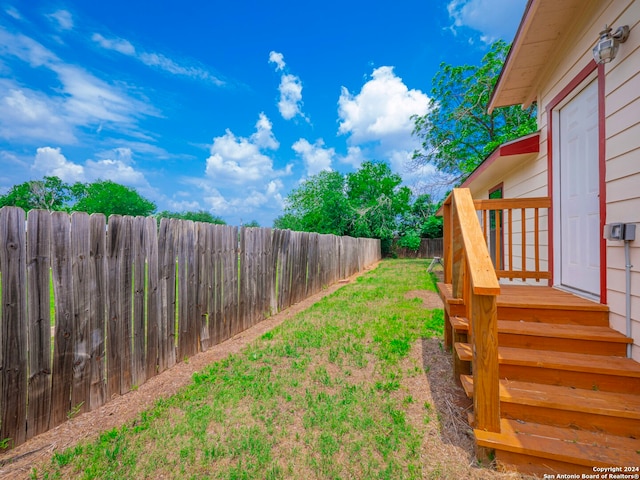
[0,0,526,226]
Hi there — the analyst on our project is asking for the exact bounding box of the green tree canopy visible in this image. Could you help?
[274,161,413,252]
[346,161,411,243]
[399,194,443,240]
[157,210,226,225]
[274,170,351,235]
[72,180,156,217]
[0,176,73,211]
[411,40,537,183]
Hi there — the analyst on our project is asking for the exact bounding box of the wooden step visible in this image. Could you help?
[475,418,640,475]
[450,316,469,333]
[436,282,465,316]
[497,305,609,326]
[451,317,628,355]
[454,342,640,393]
[461,375,640,437]
[498,285,609,326]
[488,320,628,355]
[438,283,610,325]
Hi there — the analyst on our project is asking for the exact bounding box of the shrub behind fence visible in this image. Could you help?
[0,207,381,448]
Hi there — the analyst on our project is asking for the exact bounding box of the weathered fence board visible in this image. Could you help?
[106,216,121,398]
[26,210,52,439]
[158,218,176,372]
[145,216,160,380]
[132,216,146,388]
[0,206,380,450]
[51,212,74,428]
[120,216,134,394]
[71,212,91,415]
[0,207,28,445]
[89,214,107,410]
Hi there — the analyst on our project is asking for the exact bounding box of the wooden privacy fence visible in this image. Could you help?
[392,237,443,259]
[0,207,381,448]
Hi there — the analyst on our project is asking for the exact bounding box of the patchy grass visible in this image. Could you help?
[33,259,517,480]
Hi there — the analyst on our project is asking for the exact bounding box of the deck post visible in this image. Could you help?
[470,291,500,432]
[452,208,464,300]
[443,200,452,284]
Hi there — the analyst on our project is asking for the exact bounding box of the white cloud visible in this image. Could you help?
[251,113,280,150]
[91,33,135,55]
[33,147,84,182]
[278,74,305,121]
[0,28,57,67]
[5,6,22,20]
[268,51,285,71]
[92,32,225,86]
[338,66,429,145]
[447,0,527,43]
[292,138,334,176]
[0,85,76,143]
[85,158,147,185]
[31,146,150,188]
[47,9,74,31]
[205,113,289,185]
[0,28,157,144]
[337,66,431,185]
[340,146,366,169]
[268,51,308,122]
[186,177,284,219]
[53,64,151,125]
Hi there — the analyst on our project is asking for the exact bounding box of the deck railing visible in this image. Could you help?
[442,188,501,433]
[473,197,551,282]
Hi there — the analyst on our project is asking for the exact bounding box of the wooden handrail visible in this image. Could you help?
[473,197,551,210]
[453,190,501,296]
[439,190,552,434]
[449,188,501,433]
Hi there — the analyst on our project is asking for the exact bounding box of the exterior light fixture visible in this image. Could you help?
[592,25,630,64]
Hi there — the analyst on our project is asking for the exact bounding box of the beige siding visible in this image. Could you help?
[603,2,640,360]
[537,0,640,358]
[466,0,640,357]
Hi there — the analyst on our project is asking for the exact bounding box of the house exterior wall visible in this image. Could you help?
[469,0,640,359]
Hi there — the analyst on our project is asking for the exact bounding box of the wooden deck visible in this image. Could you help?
[437,281,640,475]
[440,283,609,310]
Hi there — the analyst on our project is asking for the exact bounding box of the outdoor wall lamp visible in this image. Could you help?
[593,25,630,64]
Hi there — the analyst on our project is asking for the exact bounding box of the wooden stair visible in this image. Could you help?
[439,283,640,475]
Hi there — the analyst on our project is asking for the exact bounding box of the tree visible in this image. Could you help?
[399,194,443,239]
[346,161,411,246]
[274,170,351,235]
[411,40,537,183]
[396,194,443,251]
[72,180,156,217]
[0,176,72,211]
[243,220,260,228]
[157,210,226,225]
[275,161,412,253]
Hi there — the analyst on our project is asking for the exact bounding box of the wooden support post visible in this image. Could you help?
[443,201,452,285]
[452,209,464,300]
[444,309,452,351]
[470,291,500,432]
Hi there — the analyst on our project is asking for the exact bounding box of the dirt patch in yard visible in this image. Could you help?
[405,289,444,310]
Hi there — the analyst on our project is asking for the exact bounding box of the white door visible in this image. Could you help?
[558,79,600,297]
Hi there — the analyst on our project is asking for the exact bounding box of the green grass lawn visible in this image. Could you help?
[31,259,501,480]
